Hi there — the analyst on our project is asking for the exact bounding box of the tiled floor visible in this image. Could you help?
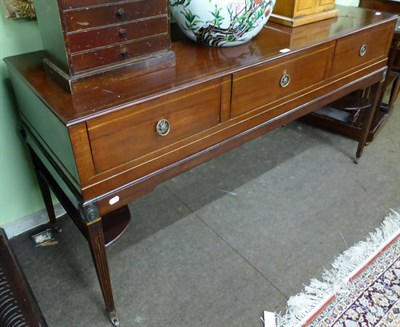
[10,106,400,327]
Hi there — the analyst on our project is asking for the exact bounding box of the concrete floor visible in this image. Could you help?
[10,104,400,327]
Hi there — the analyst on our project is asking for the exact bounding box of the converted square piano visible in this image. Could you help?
[5,3,396,325]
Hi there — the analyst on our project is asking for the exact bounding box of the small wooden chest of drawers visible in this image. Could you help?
[34,0,175,93]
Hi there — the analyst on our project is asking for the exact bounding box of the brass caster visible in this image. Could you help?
[109,311,120,326]
[111,317,120,326]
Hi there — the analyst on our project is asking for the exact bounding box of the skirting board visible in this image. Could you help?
[2,204,66,239]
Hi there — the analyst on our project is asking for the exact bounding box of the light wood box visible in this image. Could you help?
[271,0,338,27]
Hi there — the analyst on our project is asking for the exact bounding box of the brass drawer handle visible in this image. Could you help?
[116,8,125,18]
[156,119,171,136]
[120,48,129,58]
[280,73,291,88]
[119,28,127,38]
[359,44,367,57]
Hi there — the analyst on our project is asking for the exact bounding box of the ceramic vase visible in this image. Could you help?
[170,0,276,47]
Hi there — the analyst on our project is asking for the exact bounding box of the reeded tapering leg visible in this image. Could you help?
[86,218,119,326]
[355,81,383,164]
[27,147,119,324]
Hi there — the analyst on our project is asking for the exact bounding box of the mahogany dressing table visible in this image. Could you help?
[5,6,396,326]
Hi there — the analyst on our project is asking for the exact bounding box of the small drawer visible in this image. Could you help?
[319,0,334,5]
[87,80,222,173]
[59,0,132,9]
[63,0,167,32]
[61,0,132,10]
[67,16,169,52]
[329,24,393,77]
[69,34,170,73]
[231,43,334,117]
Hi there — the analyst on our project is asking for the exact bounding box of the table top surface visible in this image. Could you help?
[5,6,397,126]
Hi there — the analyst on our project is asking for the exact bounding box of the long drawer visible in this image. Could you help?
[231,43,334,117]
[328,23,393,77]
[86,80,222,173]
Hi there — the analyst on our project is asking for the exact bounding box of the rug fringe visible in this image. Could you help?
[273,209,400,327]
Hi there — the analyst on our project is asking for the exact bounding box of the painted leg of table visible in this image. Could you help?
[355,81,383,163]
[86,218,119,326]
[29,149,62,232]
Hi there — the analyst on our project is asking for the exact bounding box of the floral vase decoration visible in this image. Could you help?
[170,0,276,47]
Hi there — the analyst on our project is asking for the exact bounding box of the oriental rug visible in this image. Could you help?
[263,209,400,327]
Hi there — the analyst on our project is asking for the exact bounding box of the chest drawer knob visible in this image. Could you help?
[119,29,127,38]
[120,48,129,58]
[116,8,125,18]
[280,73,291,88]
[156,119,171,136]
[359,44,367,57]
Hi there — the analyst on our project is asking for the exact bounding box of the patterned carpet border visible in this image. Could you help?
[307,235,400,326]
[266,209,400,327]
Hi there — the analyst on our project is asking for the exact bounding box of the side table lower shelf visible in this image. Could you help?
[102,206,131,247]
[303,103,392,142]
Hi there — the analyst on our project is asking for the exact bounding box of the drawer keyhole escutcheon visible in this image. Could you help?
[280,73,291,88]
[156,119,171,136]
[359,44,367,57]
